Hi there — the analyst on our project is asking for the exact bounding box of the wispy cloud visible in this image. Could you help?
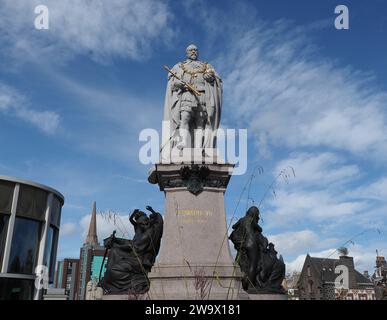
[0,83,60,134]
[260,151,368,226]
[266,188,367,224]
[269,229,337,256]
[60,222,77,237]
[275,152,360,186]
[0,0,173,64]
[350,176,387,201]
[217,19,387,161]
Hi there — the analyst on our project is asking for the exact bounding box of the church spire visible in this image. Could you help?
[85,201,98,246]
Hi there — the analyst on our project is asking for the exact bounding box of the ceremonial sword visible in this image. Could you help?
[163,65,201,97]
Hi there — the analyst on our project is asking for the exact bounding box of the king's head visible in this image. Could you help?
[186,44,198,61]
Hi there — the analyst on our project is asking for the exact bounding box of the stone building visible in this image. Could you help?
[373,255,387,300]
[297,254,375,300]
[284,271,300,299]
[54,258,79,300]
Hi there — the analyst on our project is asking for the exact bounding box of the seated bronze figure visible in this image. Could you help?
[229,206,285,294]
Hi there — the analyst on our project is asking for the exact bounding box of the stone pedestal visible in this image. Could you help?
[147,162,245,300]
[247,293,288,300]
[101,293,148,300]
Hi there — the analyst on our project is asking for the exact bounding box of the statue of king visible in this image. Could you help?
[163,44,222,154]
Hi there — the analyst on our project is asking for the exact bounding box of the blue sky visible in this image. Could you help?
[1,0,387,274]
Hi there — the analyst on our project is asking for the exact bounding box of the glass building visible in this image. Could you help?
[54,258,79,300]
[0,176,64,300]
[75,202,105,300]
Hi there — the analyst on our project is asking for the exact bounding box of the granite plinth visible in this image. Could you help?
[148,162,245,300]
[247,293,288,300]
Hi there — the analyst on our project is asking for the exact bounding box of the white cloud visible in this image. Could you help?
[275,152,360,186]
[265,189,367,225]
[259,151,372,230]
[60,222,77,236]
[351,176,387,201]
[268,229,337,256]
[286,254,308,274]
[0,83,60,134]
[219,20,387,161]
[0,0,173,64]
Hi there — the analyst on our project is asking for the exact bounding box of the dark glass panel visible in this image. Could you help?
[0,214,9,268]
[0,278,34,300]
[43,227,53,269]
[49,196,62,227]
[17,185,48,221]
[0,181,14,214]
[43,226,58,283]
[8,217,41,274]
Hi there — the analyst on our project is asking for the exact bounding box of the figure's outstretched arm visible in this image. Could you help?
[231,220,240,230]
[146,205,156,214]
[147,206,162,226]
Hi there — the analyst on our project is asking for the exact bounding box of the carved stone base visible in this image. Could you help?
[247,293,288,300]
[148,264,247,300]
[148,162,246,300]
[101,293,148,300]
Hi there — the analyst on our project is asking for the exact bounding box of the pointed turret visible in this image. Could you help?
[85,201,98,246]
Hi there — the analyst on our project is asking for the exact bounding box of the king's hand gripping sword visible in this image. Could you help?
[163,65,201,96]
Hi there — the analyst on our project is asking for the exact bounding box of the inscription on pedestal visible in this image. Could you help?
[177,209,213,224]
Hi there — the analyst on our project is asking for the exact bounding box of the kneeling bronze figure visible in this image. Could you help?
[100,206,163,294]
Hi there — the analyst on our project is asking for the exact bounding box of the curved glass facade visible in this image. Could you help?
[43,226,59,283]
[0,180,14,214]
[17,185,48,221]
[0,177,64,300]
[0,214,9,268]
[8,217,41,274]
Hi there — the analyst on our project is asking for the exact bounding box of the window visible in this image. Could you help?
[43,226,59,283]
[0,278,34,300]
[308,280,313,293]
[8,217,41,274]
[0,181,14,214]
[307,266,311,276]
[16,185,48,221]
[0,214,9,268]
